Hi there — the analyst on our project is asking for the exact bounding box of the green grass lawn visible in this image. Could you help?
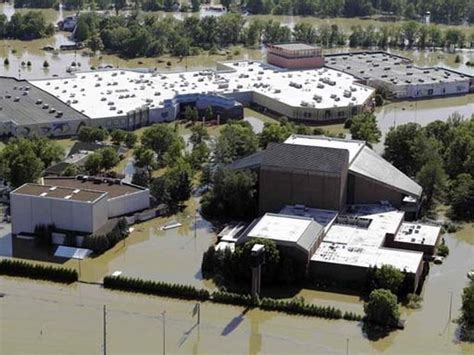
[53,137,76,154]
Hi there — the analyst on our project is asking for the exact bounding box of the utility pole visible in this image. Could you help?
[448,291,453,322]
[194,209,198,239]
[346,337,349,355]
[103,305,107,355]
[162,310,166,355]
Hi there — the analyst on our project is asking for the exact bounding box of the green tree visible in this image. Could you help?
[77,126,109,143]
[461,280,474,328]
[292,22,318,44]
[141,124,184,166]
[449,173,474,220]
[0,138,44,187]
[134,146,157,180]
[84,152,103,175]
[416,157,447,212]
[62,164,80,176]
[214,122,258,164]
[367,265,406,295]
[364,289,400,327]
[347,112,381,146]
[184,106,199,123]
[383,123,423,177]
[201,168,258,219]
[86,32,104,53]
[188,143,210,170]
[189,124,210,146]
[258,122,293,148]
[30,137,64,168]
[151,159,192,207]
[99,147,120,171]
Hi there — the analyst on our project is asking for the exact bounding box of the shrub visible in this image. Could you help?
[211,291,254,307]
[364,289,400,328]
[0,259,78,283]
[366,265,405,295]
[406,293,423,309]
[103,275,210,301]
[83,218,129,255]
[461,280,474,327]
[437,244,449,257]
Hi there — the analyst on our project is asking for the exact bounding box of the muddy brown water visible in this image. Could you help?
[1,205,473,353]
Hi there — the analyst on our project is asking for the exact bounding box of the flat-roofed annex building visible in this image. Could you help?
[230,204,440,292]
[325,51,474,99]
[10,176,150,235]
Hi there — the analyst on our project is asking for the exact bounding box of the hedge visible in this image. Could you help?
[211,291,255,307]
[103,275,210,301]
[0,259,78,283]
[103,275,363,321]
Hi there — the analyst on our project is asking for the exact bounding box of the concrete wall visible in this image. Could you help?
[10,193,108,234]
[107,189,150,218]
[259,167,346,214]
[351,173,404,208]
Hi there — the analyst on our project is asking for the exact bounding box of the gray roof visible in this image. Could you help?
[296,218,324,253]
[271,43,320,51]
[227,151,264,170]
[350,146,422,198]
[0,76,88,126]
[262,143,348,175]
[325,51,472,86]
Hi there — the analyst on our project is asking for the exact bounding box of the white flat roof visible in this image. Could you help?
[284,135,365,164]
[247,213,313,244]
[323,209,404,248]
[311,204,423,274]
[279,205,338,233]
[312,242,423,274]
[395,222,441,246]
[30,61,374,120]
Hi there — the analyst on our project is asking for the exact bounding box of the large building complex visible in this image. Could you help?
[223,135,440,291]
[1,59,374,137]
[221,202,440,292]
[230,135,422,217]
[325,51,474,99]
[10,176,150,236]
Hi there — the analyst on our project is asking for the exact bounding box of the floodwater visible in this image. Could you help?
[0,231,473,354]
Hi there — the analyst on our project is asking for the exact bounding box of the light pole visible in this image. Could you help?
[162,310,166,355]
[194,209,198,240]
[448,291,453,322]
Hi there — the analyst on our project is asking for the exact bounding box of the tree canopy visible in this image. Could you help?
[0,138,64,187]
[364,288,400,327]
